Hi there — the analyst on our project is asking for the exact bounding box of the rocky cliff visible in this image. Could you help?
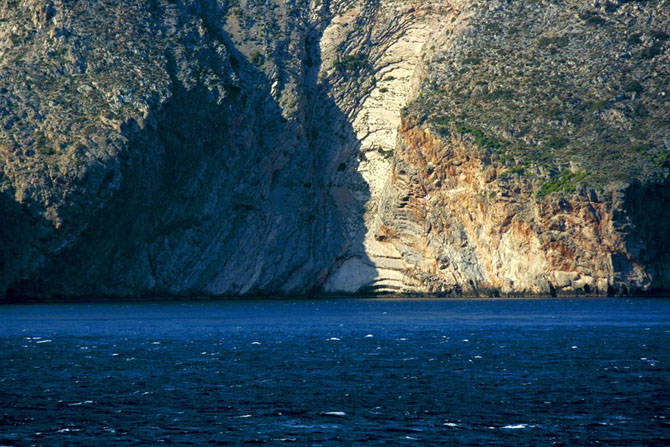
[0,0,668,299]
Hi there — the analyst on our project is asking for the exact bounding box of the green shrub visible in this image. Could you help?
[428,116,452,134]
[537,170,587,199]
[651,30,670,41]
[250,51,264,66]
[377,148,393,159]
[641,44,662,59]
[625,81,644,93]
[652,150,670,168]
[547,136,569,150]
[586,99,607,112]
[538,35,569,48]
[487,89,515,100]
[628,33,642,45]
[336,54,368,72]
[580,12,607,26]
[456,126,506,153]
[34,134,57,156]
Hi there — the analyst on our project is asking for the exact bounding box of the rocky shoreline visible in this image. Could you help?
[1,0,668,300]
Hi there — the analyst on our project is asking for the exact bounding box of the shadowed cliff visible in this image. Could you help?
[0,0,373,299]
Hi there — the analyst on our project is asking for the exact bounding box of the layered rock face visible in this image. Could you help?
[0,0,668,299]
[368,0,670,296]
[376,119,670,296]
[0,0,345,297]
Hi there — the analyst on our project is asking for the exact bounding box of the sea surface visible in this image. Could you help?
[1,298,669,446]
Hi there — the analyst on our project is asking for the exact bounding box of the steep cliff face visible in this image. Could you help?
[0,0,668,299]
[314,0,460,293]
[0,0,347,297]
[375,118,670,296]
[369,0,670,296]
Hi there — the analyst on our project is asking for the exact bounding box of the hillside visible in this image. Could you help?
[409,0,670,186]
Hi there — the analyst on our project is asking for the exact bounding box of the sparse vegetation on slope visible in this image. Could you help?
[407,0,670,190]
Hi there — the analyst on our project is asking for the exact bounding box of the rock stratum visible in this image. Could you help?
[0,0,669,299]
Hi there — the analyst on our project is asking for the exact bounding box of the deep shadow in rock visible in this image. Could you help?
[301,19,377,295]
[0,2,375,299]
[623,177,670,293]
[0,191,51,299]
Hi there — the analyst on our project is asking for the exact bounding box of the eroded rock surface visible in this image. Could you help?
[376,119,670,296]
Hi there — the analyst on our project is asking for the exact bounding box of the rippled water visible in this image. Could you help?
[1,298,669,446]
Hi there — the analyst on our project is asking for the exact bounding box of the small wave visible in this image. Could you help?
[443,422,460,428]
[36,340,52,344]
[365,334,374,338]
[286,421,340,430]
[612,415,631,422]
[501,424,533,429]
[322,411,346,417]
[251,342,261,345]
[327,337,341,341]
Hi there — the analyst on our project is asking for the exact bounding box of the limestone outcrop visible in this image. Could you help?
[373,118,670,296]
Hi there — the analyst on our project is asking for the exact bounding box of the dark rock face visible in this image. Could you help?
[622,179,670,291]
[0,0,364,298]
[0,0,668,299]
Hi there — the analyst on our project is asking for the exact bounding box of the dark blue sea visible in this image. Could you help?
[1,298,669,446]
